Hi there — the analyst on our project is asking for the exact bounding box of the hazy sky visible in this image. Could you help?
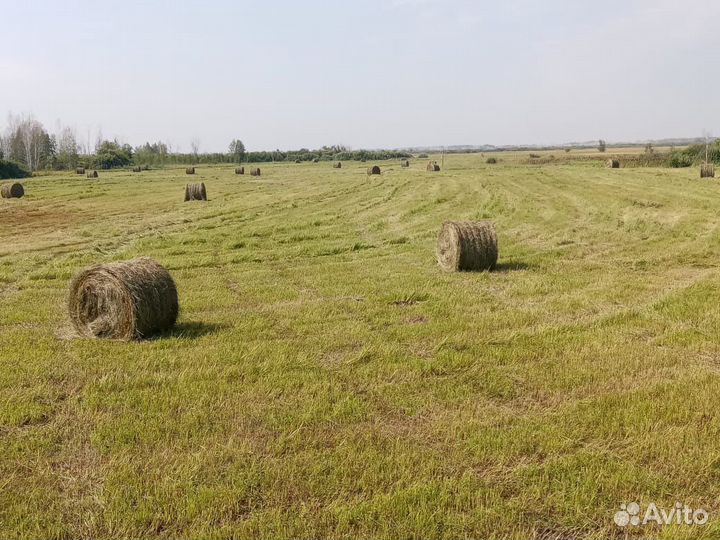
[1,0,718,151]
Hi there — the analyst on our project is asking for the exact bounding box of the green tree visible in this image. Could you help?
[598,139,607,153]
[228,139,246,163]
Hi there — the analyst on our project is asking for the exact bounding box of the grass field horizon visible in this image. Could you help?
[2,152,720,538]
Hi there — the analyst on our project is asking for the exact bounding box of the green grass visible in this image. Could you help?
[1,155,720,538]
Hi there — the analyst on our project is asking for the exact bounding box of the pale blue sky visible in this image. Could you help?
[1,0,718,151]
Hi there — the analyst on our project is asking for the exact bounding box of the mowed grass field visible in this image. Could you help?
[2,153,720,539]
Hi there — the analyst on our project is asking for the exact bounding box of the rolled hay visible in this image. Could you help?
[606,159,620,169]
[184,182,207,201]
[426,161,440,172]
[367,165,381,175]
[86,170,98,179]
[235,167,245,175]
[401,160,410,167]
[76,167,86,175]
[1,183,24,199]
[436,221,498,272]
[295,159,301,163]
[250,167,261,176]
[312,158,320,163]
[701,163,715,178]
[186,167,195,175]
[333,162,342,169]
[68,257,179,340]
[132,166,142,172]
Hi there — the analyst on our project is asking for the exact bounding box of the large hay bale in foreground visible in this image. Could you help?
[86,170,98,178]
[607,159,620,168]
[436,221,498,272]
[250,167,261,176]
[68,257,179,340]
[1,183,24,199]
[367,165,381,175]
[701,163,715,178]
[235,167,245,175]
[426,161,440,171]
[184,182,207,201]
[333,162,342,168]
[76,167,86,175]
[186,167,195,175]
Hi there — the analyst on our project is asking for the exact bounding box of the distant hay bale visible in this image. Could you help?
[360,158,367,162]
[86,170,98,178]
[295,159,301,163]
[1,182,24,199]
[436,220,498,272]
[333,162,342,168]
[367,165,381,175]
[186,167,195,175]
[132,166,142,172]
[312,158,320,163]
[486,157,497,164]
[426,161,440,171]
[76,167,85,175]
[250,167,261,176]
[401,160,410,167]
[606,159,620,168]
[235,167,245,175]
[68,257,178,340]
[701,163,715,178]
[184,182,207,201]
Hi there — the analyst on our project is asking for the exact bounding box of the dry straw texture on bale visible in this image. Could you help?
[426,161,440,171]
[701,163,715,178]
[76,167,85,175]
[186,167,195,175]
[367,165,381,175]
[401,160,410,167]
[333,162,342,168]
[1,183,24,199]
[68,257,178,340]
[607,159,620,168]
[250,168,261,176]
[86,170,98,178]
[184,182,207,201]
[235,167,245,175]
[132,166,142,172]
[436,220,498,272]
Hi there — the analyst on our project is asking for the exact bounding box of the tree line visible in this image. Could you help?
[0,114,410,173]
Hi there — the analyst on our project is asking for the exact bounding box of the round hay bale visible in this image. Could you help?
[132,166,142,172]
[76,167,86,175]
[86,170,98,179]
[312,158,319,163]
[235,167,245,175]
[184,182,207,201]
[250,167,261,176]
[186,167,195,175]
[1,183,24,199]
[401,160,410,167]
[68,257,179,340]
[436,220,498,272]
[367,165,381,175]
[333,162,342,168]
[606,159,620,168]
[701,163,715,178]
[295,159,301,163]
[486,157,497,164]
[426,161,440,171]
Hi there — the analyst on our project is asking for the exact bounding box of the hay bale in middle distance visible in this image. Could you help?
[132,166,142,172]
[436,220,498,272]
[86,170,98,178]
[426,161,440,171]
[607,159,620,169]
[401,160,410,167]
[67,257,178,340]
[333,162,342,169]
[367,165,381,175]
[186,167,195,175]
[250,167,261,176]
[184,182,207,201]
[76,167,85,175]
[701,163,715,178]
[235,167,245,175]
[1,183,24,199]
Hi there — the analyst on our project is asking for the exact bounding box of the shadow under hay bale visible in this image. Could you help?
[76,167,86,175]
[426,161,440,171]
[436,220,498,272]
[132,166,142,172]
[701,163,715,178]
[607,159,620,168]
[86,170,98,179]
[367,165,381,175]
[235,167,245,175]
[68,257,178,340]
[333,162,342,168]
[186,167,195,175]
[184,182,207,201]
[401,160,410,167]
[250,167,261,176]
[1,183,24,199]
